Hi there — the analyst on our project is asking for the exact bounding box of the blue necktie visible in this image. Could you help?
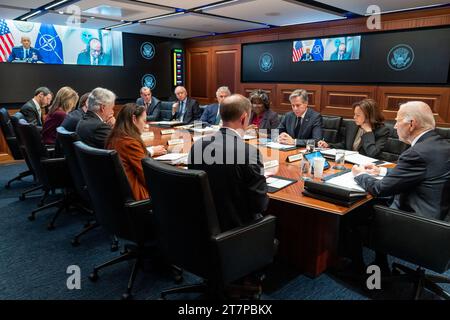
[179,101,184,121]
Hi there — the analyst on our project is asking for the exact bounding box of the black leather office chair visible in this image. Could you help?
[159,101,174,121]
[322,115,342,143]
[16,120,74,229]
[0,108,36,188]
[142,158,277,299]
[379,121,409,162]
[73,141,160,299]
[435,127,450,143]
[369,205,450,299]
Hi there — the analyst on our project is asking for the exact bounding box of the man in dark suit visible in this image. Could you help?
[277,89,323,147]
[76,38,111,66]
[200,86,231,125]
[76,87,116,149]
[353,101,450,220]
[300,48,314,61]
[20,87,53,127]
[188,94,268,232]
[61,92,90,132]
[330,43,351,61]
[136,87,160,121]
[171,86,201,124]
[7,36,43,63]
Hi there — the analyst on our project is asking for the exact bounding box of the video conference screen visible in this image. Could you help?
[0,19,123,66]
[242,27,450,84]
[292,36,361,62]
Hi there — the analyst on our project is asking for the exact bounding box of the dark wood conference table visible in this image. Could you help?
[143,124,376,277]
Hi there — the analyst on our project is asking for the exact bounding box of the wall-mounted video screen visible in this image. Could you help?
[292,36,361,62]
[0,19,123,66]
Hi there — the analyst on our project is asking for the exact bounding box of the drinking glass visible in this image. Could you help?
[333,149,346,170]
[306,139,315,153]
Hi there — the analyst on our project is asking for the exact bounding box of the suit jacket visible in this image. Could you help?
[277,108,323,147]
[200,103,220,125]
[355,131,450,220]
[76,51,111,66]
[107,135,149,201]
[75,110,111,149]
[249,109,280,131]
[188,128,269,231]
[7,46,42,63]
[331,121,390,158]
[20,99,42,126]
[330,51,351,61]
[136,96,161,121]
[171,97,201,124]
[61,108,85,132]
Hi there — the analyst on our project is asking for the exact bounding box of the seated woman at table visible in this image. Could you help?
[246,89,279,136]
[41,86,78,145]
[106,103,166,200]
[318,99,389,158]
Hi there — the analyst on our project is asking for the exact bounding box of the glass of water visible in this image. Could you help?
[333,149,346,170]
[306,139,315,153]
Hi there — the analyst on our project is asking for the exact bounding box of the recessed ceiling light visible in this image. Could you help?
[58,11,64,14]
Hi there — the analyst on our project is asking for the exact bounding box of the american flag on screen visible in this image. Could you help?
[0,19,14,62]
[292,40,303,62]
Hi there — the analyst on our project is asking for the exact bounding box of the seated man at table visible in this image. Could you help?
[277,89,323,147]
[171,86,201,124]
[200,86,231,125]
[136,86,161,121]
[188,94,268,232]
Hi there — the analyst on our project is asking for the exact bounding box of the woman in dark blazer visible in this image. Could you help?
[247,89,279,136]
[318,99,389,158]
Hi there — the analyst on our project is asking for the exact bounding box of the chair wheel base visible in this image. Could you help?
[47,224,55,231]
[71,239,80,247]
[122,293,133,300]
[89,272,99,282]
[19,194,25,201]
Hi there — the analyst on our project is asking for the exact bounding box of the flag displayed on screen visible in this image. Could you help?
[292,40,303,62]
[0,19,14,62]
[311,39,324,61]
[35,23,64,64]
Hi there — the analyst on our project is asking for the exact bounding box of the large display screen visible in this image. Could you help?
[0,19,123,66]
[292,36,361,62]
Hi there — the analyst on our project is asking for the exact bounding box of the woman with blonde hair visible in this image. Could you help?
[42,86,78,145]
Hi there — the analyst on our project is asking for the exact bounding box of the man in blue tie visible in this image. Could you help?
[7,36,42,63]
[171,86,201,124]
[330,43,350,61]
[200,86,231,125]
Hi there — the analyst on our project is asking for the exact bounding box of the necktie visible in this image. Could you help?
[352,128,365,151]
[94,58,98,65]
[214,107,221,125]
[24,49,28,59]
[294,117,302,138]
[179,101,184,121]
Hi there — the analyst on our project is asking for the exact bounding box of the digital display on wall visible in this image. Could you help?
[0,19,123,66]
[292,36,361,62]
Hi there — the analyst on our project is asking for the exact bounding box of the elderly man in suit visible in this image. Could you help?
[76,87,116,149]
[136,86,160,121]
[277,89,323,147]
[20,87,53,127]
[7,36,43,63]
[76,38,111,66]
[200,86,231,125]
[171,86,201,124]
[330,43,351,61]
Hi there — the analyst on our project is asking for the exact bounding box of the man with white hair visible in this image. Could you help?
[200,86,231,125]
[76,87,116,149]
[352,101,450,220]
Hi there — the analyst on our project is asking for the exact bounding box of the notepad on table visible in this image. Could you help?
[265,176,297,193]
[153,153,188,165]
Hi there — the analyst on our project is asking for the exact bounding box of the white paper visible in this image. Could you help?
[320,149,358,157]
[344,153,379,165]
[266,142,295,150]
[191,127,217,133]
[266,177,293,189]
[152,121,183,126]
[153,153,188,161]
[325,172,382,192]
[243,135,257,140]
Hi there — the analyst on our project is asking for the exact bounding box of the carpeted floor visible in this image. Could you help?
[0,162,448,300]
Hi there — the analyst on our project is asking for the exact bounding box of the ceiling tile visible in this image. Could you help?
[117,22,209,38]
[136,0,218,10]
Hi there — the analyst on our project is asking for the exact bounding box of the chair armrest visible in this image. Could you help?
[211,215,276,284]
[125,199,152,214]
[125,200,154,243]
[370,205,450,273]
[41,158,72,188]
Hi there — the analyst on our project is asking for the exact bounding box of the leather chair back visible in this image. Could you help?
[371,205,450,274]
[73,141,136,241]
[159,101,174,121]
[435,127,450,143]
[0,108,22,159]
[379,121,409,162]
[322,115,342,143]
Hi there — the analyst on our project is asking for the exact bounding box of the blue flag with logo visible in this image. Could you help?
[311,39,324,61]
[35,23,63,64]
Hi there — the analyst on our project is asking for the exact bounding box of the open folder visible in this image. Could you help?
[302,180,367,206]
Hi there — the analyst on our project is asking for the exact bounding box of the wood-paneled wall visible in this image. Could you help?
[185,7,450,127]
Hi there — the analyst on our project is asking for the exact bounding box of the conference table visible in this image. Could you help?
[143,124,377,277]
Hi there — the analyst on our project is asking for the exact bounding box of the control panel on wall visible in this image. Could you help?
[172,48,184,89]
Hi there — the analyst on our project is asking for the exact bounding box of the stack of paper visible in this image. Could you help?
[265,142,296,150]
[325,171,383,192]
[320,149,358,158]
[344,153,379,165]
[153,153,188,165]
[151,120,183,126]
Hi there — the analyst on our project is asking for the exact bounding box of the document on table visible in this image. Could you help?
[266,176,297,193]
[320,149,358,158]
[265,142,297,150]
[190,127,217,134]
[344,153,379,165]
[153,153,188,165]
[243,135,257,140]
[325,172,382,192]
[150,120,183,126]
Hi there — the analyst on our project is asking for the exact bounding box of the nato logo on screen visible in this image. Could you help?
[141,42,155,60]
[259,52,274,72]
[387,44,415,71]
[142,74,156,90]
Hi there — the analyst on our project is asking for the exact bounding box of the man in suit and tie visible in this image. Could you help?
[76,87,116,149]
[277,89,323,147]
[76,38,111,66]
[330,43,351,61]
[20,87,53,127]
[136,87,161,121]
[171,86,201,124]
[7,36,43,63]
[188,94,268,231]
[200,86,231,125]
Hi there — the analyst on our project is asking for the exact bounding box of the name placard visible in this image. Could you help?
[141,132,154,139]
[263,160,279,169]
[161,129,175,135]
[286,153,303,163]
[167,139,184,146]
